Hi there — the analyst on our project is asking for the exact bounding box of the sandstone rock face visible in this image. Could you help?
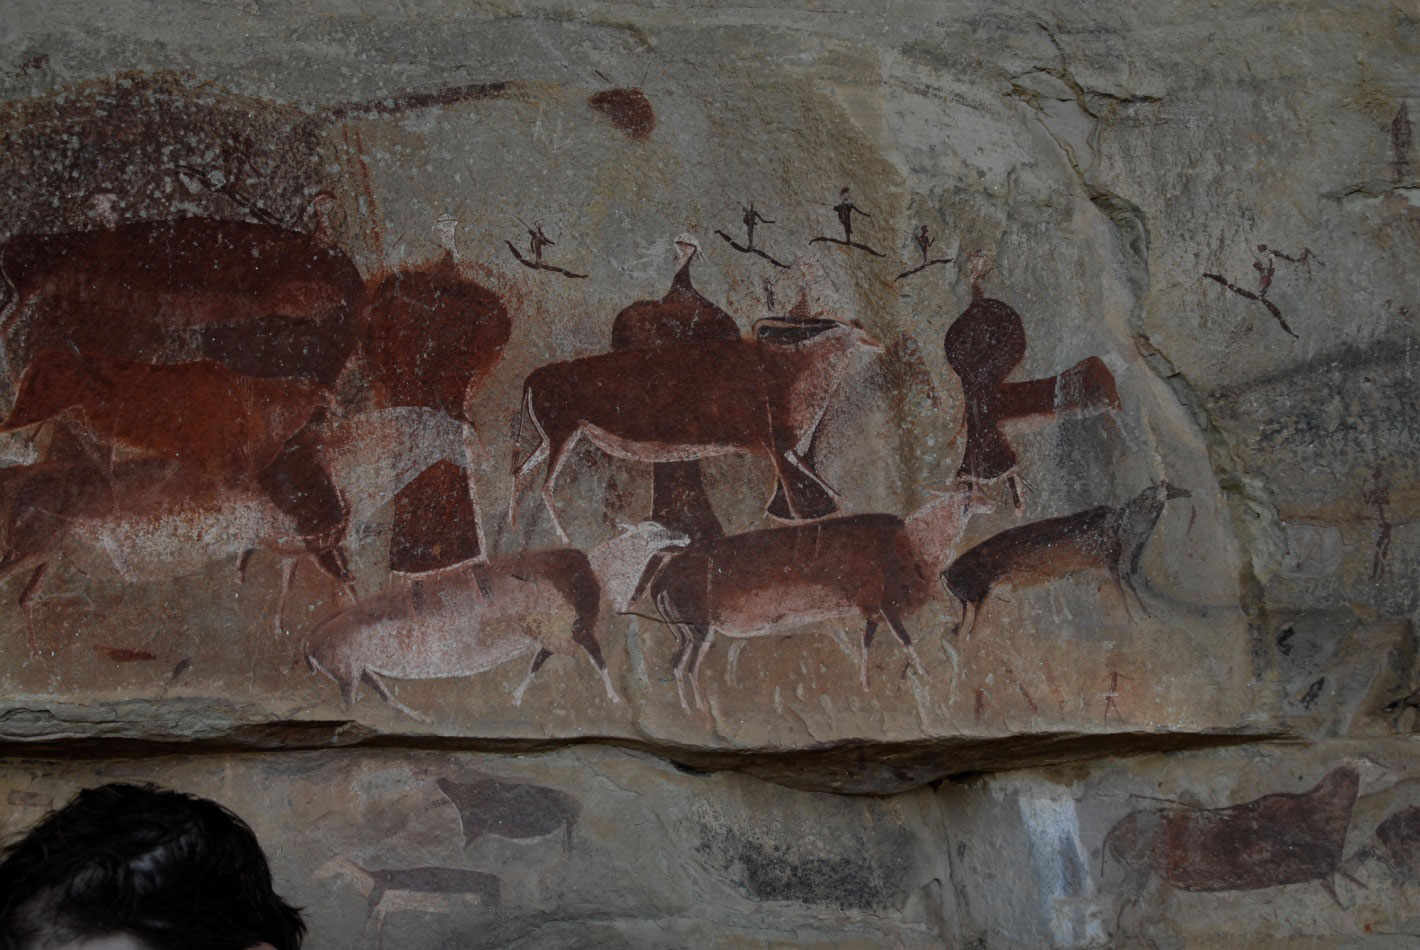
[0,748,955,948]
[0,0,1414,944]
[946,741,1420,948]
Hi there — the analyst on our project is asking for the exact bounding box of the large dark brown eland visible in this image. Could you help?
[510,317,882,543]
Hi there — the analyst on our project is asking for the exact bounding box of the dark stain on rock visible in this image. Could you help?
[94,646,158,662]
[1277,625,1295,657]
[1391,102,1412,184]
[1206,340,1420,513]
[694,815,914,910]
[1299,676,1326,708]
[0,71,514,240]
[321,81,511,123]
[588,88,656,140]
[0,71,331,236]
[15,54,48,77]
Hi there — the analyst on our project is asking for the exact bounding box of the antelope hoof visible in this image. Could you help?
[513,676,534,706]
[906,646,927,678]
[601,669,623,704]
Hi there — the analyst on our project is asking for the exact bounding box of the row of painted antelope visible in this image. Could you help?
[0,204,1186,717]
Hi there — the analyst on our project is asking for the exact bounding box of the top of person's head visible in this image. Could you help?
[0,783,305,950]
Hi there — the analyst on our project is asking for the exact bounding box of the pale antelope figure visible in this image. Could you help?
[305,521,689,718]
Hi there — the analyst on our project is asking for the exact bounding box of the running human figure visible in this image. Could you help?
[528,221,555,265]
[810,187,884,257]
[895,223,954,281]
[1203,242,1321,339]
[715,199,788,267]
[834,188,867,243]
[743,202,773,249]
[505,218,587,279]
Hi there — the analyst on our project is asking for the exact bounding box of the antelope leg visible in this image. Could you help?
[364,669,428,722]
[514,647,554,706]
[726,640,745,685]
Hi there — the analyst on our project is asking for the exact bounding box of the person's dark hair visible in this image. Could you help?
[0,782,305,950]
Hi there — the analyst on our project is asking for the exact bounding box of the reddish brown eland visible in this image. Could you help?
[1,217,364,385]
[0,350,327,481]
[944,261,1122,512]
[510,317,882,543]
[0,408,483,654]
[1103,766,1364,927]
[650,483,993,712]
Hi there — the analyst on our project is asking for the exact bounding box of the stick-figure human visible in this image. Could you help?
[742,201,773,250]
[714,198,788,267]
[1103,670,1131,722]
[1253,244,1277,295]
[505,217,587,279]
[809,187,884,257]
[1202,241,1320,339]
[894,223,954,281]
[834,187,868,244]
[528,221,555,264]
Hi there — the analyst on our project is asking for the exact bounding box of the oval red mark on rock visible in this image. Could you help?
[587,88,655,140]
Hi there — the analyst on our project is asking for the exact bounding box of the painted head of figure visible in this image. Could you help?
[434,213,460,257]
[672,233,700,270]
[0,783,305,950]
[965,250,995,296]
